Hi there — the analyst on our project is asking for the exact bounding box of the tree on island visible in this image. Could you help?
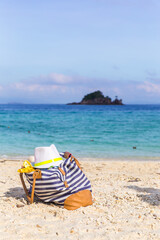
[82,90,104,101]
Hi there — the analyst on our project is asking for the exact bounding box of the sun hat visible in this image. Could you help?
[32,144,63,168]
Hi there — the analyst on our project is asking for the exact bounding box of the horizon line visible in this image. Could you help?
[2,103,160,105]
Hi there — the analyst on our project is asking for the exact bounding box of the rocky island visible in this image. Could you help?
[68,90,123,105]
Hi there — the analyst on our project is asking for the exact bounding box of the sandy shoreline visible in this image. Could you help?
[1,159,160,240]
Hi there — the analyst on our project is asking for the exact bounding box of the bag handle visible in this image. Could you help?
[58,152,82,189]
[63,152,82,170]
[71,155,82,170]
[20,169,41,204]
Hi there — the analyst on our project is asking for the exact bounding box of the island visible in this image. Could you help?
[67,90,124,105]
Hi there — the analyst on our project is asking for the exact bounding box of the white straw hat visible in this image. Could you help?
[32,144,63,168]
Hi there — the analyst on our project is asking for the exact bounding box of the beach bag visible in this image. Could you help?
[20,153,93,210]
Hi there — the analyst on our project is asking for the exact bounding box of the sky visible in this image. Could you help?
[0,0,160,104]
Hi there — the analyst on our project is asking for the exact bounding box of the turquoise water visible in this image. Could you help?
[0,104,160,160]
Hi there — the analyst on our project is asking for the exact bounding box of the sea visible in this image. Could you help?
[0,104,160,161]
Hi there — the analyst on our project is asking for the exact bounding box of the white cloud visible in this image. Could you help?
[1,72,160,103]
[13,82,60,92]
[137,81,160,94]
[26,73,77,86]
[48,73,73,84]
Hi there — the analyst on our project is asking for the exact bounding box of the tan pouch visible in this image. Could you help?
[64,189,93,210]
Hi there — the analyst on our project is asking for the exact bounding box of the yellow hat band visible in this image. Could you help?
[34,157,63,167]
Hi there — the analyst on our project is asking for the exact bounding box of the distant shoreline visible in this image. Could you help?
[1,156,160,162]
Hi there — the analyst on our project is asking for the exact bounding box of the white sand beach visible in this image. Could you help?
[1,159,160,240]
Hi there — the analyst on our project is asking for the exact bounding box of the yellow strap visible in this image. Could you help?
[34,157,62,167]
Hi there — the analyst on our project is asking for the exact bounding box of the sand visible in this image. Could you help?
[0,159,160,240]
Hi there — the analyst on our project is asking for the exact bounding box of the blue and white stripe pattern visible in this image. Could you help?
[25,153,92,205]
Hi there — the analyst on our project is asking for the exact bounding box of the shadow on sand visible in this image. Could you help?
[3,187,40,203]
[4,187,25,199]
[126,185,160,206]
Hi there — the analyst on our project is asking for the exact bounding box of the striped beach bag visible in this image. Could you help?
[23,153,93,210]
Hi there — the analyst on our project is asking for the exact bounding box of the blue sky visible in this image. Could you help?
[0,0,160,103]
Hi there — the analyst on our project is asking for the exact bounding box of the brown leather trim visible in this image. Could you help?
[58,168,69,188]
[64,181,69,188]
[58,167,65,175]
[71,156,82,170]
[64,190,93,210]
[20,169,42,204]
[33,170,42,179]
